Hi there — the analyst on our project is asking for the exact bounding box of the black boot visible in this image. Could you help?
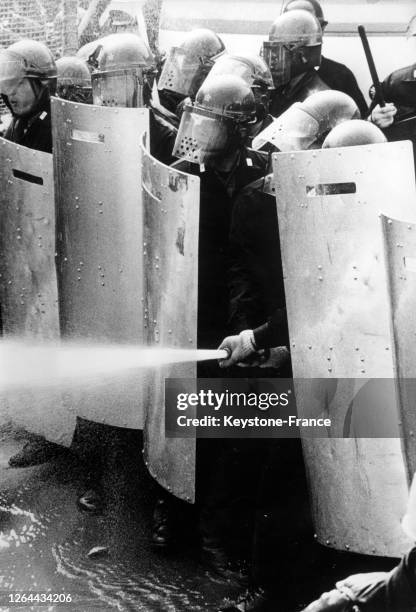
[152,498,175,548]
[8,437,67,468]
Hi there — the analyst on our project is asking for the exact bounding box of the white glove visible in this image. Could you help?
[369,103,397,128]
[218,330,257,368]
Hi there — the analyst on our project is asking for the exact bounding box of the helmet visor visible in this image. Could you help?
[158,47,212,97]
[91,69,143,107]
[173,105,235,164]
[262,42,291,88]
[210,55,274,90]
[0,53,27,95]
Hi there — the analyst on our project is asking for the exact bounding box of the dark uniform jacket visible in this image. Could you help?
[172,149,268,350]
[270,68,329,117]
[317,56,368,117]
[228,177,289,350]
[270,60,367,119]
[381,63,416,120]
[3,90,52,153]
[149,106,177,166]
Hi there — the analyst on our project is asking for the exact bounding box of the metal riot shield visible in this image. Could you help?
[273,141,416,556]
[0,138,76,446]
[382,214,416,481]
[384,116,416,174]
[52,98,149,429]
[141,140,199,502]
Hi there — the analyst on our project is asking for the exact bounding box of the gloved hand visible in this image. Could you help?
[369,103,397,128]
[302,572,390,612]
[218,330,257,368]
[301,589,353,612]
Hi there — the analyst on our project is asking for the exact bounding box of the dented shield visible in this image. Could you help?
[52,98,149,429]
[382,214,416,481]
[273,141,416,556]
[141,139,200,502]
[0,138,76,445]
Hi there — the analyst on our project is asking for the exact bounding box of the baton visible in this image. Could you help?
[358,25,385,107]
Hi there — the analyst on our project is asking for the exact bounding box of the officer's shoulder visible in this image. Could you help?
[320,56,355,79]
[384,63,416,84]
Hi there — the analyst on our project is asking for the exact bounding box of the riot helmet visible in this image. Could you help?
[76,39,102,72]
[253,90,359,151]
[173,74,256,165]
[56,56,92,103]
[207,53,274,119]
[263,10,322,88]
[158,28,226,99]
[283,0,327,29]
[90,32,155,107]
[322,119,387,148]
[0,39,57,116]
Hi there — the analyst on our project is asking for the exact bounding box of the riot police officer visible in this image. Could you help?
[152,75,269,581]
[263,9,325,117]
[283,0,368,115]
[0,40,69,468]
[204,52,275,141]
[56,56,92,103]
[156,28,226,128]
[0,39,57,153]
[90,31,177,165]
[217,100,384,612]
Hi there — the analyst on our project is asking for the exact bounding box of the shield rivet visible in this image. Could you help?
[318,276,323,281]
[189,339,193,343]
[308,345,312,349]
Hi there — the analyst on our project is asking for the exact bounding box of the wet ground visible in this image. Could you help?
[0,423,399,612]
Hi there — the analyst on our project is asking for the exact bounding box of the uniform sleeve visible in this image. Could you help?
[335,547,416,611]
[228,190,264,334]
[253,308,289,349]
[149,109,177,166]
[342,69,368,118]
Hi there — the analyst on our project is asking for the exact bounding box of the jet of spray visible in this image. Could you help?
[0,341,229,390]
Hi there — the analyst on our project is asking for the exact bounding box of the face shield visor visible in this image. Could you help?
[158,47,215,98]
[91,67,144,107]
[263,37,321,87]
[0,52,28,96]
[252,102,319,151]
[173,104,248,165]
